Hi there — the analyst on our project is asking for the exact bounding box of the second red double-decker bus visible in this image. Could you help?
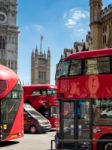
[55,48,112,150]
[0,65,23,142]
[23,84,58,129]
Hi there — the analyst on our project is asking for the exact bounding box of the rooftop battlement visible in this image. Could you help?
[101,4,112,17]
[31,47,50,60]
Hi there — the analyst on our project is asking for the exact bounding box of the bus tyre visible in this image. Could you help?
[97,135,112,150]
[29,125,37,134]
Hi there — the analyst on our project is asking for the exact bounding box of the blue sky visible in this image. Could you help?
[18,0,112,85]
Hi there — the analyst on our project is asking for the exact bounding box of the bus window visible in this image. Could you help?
[56,62,63,79]
[32,89,47,96]
[12,91,18,99]
[38,106,50,117]
[69,59,81,76]
[31,90,41,96]
[85,56,110,75]
[60,61,70,77]
[77,100,90,140]
[63,102,74,139]
[97,56,110,73]
[85,58,98,75]
[93,99,112,125]
[41,89,47,96]
[51,106,58,118]
[47,89,56,96]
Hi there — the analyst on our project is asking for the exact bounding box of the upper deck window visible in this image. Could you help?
[55,62,62,79]
[32,89,47,96]
[60,61,70,77]
[85,56,110,75]
[56,56,111,79]
[32,90,41,96]
[97,57,110,73]
[85,58,98,74]
[47,89,56,95]
[69,59,81,76]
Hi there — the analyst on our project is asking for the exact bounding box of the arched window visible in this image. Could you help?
[8,60,11,68]
[0,36,6,49]
[0,36,2,48]
[11,61,13,69]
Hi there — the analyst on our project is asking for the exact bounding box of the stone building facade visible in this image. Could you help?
[87,0,112,49]
[31,48,50,84]
[0,0,19,72]
[60,41,88,61]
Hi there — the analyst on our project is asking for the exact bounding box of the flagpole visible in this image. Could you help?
[40,35,43,51]
[40,36,42,51]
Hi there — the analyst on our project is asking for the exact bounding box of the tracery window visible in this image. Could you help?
[0,36,5,49]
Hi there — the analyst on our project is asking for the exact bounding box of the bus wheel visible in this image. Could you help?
[97,136,112,150]
[104,143,112,150]
[29,125,37,134]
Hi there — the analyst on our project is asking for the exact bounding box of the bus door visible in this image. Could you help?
[77,100,92,149]
[60,99,92,149]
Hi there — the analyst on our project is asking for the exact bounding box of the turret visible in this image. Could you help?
[44,50,46,58]
[90,0,102,25]
[47,47,50,58]
[35,46,38,56]
[31,50,35,58]
[89,0,102,49]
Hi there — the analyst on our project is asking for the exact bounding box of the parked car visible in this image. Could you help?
[101,107,112,117]
[24,103,51,134]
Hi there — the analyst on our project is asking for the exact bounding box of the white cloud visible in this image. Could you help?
[32,25,43,31]
[24,24,43,32]
[64,8,89,28]
[77,28,85,32]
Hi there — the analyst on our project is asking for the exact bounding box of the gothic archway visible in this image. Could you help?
[107,25,112,48]
[0,36,6,49]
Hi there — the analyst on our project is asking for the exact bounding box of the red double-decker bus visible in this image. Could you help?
[23,84,58,129]
[55,48,112,150]
[0,65,23,142]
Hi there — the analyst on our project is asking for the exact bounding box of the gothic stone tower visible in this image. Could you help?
[31,48,50,84]
[90,0,102,49]
[0,0,19,72]
[89,0,112,49]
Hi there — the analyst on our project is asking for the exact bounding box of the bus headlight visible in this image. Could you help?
[93,127,101,133]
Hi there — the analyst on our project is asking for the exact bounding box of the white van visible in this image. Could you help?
[24,103,51,134]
